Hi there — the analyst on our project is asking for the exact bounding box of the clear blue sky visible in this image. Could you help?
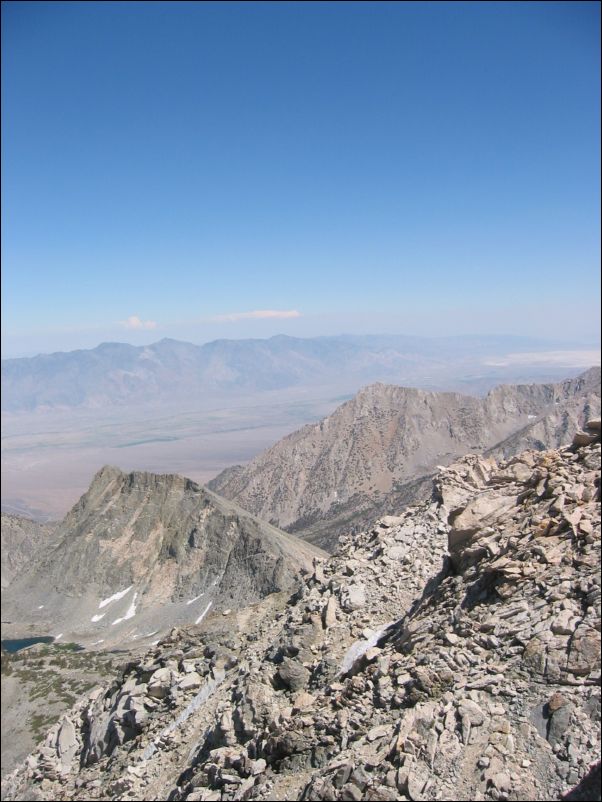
[2,1,600,356]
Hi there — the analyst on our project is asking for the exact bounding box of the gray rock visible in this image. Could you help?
[277,658,310,692]
[179,672,203,691]
[322,595,338,628]
[340,583,366,612]
[56,717,78,772]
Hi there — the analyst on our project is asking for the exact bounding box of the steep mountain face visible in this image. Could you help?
[209,368,601,551]
[485,367,601,456]
[0,513,57,589]
[2,423,600,801]
[2,334,595,412]
[2,467,324,645]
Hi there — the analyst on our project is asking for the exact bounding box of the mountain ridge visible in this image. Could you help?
[2,465,325,646]
[209,368,601,550]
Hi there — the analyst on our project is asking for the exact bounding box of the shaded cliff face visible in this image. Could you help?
[2,426,600,802]
[2,466,324,642]
[0,513,58,589]
[209,368,601,550]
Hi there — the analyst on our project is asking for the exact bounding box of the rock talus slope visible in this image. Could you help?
[0,513,57,589]
[2,420,600,801]
[209,368,601,551]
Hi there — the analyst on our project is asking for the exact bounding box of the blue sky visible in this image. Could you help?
[2,1,600,356]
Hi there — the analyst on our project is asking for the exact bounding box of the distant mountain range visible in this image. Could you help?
[209,367,601,550]
[2,334,599,412]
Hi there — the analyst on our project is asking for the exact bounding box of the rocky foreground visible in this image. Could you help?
[2,421,600,801]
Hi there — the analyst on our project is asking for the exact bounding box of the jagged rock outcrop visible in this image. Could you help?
[3,424,599,801]
[2,466,324,641]
[0,513,57,589]
[209,368,601,550]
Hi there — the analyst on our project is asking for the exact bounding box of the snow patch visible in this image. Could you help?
[99,585,133,609]
[91,613,105,623]
[37,605,44,609]
[112,592,138,626]
[54,633,63,641]
[186,594,204,606]
[528,414,537,419]
[195,601,212,626]
[133,628,158,641]
[91,639,104,645]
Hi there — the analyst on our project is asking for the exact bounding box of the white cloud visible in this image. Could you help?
[211,309,301,323]
[121,315,158,330]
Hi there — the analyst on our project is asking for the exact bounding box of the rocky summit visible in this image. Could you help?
[1,466,324,647]
[2,420,600,801]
